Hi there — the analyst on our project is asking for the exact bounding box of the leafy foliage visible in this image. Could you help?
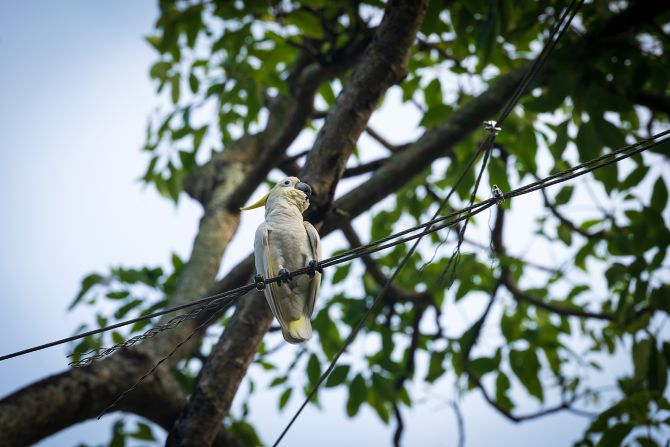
[71,0,670,445]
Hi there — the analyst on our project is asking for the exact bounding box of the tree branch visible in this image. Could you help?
[392,307,424,447]
[302,0,430,222]
[342,157,389,177]
[168,1,429,445]
[459,281,586,424]
[339,221,434,306]
[365,126,408,152]
[540,188,607,239]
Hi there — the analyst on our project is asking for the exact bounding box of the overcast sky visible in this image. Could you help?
[1,2,666,446]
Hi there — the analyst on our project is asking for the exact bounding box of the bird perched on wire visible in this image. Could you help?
[241,177,322,344]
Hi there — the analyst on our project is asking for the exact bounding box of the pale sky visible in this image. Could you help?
[0,2,665,446]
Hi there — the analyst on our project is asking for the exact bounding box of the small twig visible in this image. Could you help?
[450,400,466,447]
[364,126,408,152]
[540,188,607,239]
[342,158,388,177]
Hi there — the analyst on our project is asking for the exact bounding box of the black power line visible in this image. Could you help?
[271,1,580,443]
[0,129,666,367]
[270,131,668,445]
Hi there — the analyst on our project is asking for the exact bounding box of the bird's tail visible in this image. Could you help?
[283,314,312,344]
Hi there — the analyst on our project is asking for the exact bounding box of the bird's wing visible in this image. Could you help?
[303,221,322,317]
[255,223,288,327]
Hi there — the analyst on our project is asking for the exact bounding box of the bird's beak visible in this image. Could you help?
[295,182,312,199]
[240,191,271,210]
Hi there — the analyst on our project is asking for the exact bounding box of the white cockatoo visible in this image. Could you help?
[241,176,321,344]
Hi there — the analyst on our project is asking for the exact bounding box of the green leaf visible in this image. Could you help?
[106,290,130,300]
[318,82,336,106]
[551,120,569,158]
[228,420,262,447]
[325,365,349,388]
[557,222,573,246]
[346,374,367,417]
[633,338,652,381]
[554,186,574,206]
[648,342,668,393]
[488,156,511,193]
[128,421,155,441]
[509,348,544,402]
[420,0,446,35]
[425,350,446,383]
[469,350,501,378]
[188,73,199,94]
[270,376,288,387]
[279,387,292,410]
[620,164,648,189]
[424,78,443,109]
[368,386,391,424]
[109,419,126,447]
[170,74,181,104]
[371,373,396,402]
[420,104,452,127]
[575,119,601,162]
[593,117,626,150]
[287,10,324,39]
[495,372,514,412]
[145,35,162,51]
[111,331,125,345]
[650,177,668,212]
[70,273,105,310]
[307,354,321,385]
[596,423,632,447]
[149,61,171,80]
[332,263,351,284]
[114,299,143,319]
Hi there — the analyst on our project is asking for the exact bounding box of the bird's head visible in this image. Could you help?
[240,176,312,214]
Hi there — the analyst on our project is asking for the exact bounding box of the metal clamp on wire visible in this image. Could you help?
[306,260,323,278]
[254,274,266,291]
[484,120,501,135]
[492,184,505,205]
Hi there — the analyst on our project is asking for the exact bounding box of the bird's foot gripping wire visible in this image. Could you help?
[492,184,504,204]
[254,274,266,291]
[277,268,293,286]
[306,260,323,278]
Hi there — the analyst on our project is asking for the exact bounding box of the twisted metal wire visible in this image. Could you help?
[96,296,237,419]
[69,292,242,367]
[0,130,667,366]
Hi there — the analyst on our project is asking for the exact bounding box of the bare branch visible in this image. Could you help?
[365,126,408,152]
[540,188,607,239]
[339,221,434,306]
[501,270,615,321]
[450,400,466,447]
[342,157,389,177]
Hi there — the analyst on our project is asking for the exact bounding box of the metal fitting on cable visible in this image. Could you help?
[254,274,266,291]
[492,184,504,204]
[306,260,322,278]
[484,120,502,135]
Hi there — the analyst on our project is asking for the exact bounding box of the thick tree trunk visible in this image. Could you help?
[167,0,429,445]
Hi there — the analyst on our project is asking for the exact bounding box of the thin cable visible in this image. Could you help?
[96,295,238,419]
[0,283,255,363]
[439,0,583,287]
[1,128,666,365]
[440,140,494,287]
[497,0,582,127]
[69,292,241,367]
[271,130,668,445]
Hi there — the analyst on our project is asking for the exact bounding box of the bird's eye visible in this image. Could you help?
[283,180,290,186]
